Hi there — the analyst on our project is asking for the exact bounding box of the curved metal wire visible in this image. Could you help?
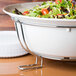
[14,20,43,70]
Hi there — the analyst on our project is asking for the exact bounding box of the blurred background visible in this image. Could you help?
[0,0,54,31]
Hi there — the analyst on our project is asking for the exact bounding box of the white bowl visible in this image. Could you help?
[3,2,76,60]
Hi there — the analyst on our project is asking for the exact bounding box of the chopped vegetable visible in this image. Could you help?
[23,11,29,15]
[13,8,22,15]
[13,0,76,19]
[41,8,49,15]
[55,0,62,4]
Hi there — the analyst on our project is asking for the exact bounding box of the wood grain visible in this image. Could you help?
[0,15,14,27]
[32,0,50,2]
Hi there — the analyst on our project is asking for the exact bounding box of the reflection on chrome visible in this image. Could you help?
[19,68,43,76]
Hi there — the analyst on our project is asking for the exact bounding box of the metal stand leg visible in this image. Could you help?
[18,56,43,70]
[14,20,43,70]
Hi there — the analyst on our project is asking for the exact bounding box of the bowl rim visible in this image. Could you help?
[3,2,76,22]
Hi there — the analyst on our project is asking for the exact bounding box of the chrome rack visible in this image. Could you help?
[13,17,76,70]
[14,19,43,70]
[18,56,43,70]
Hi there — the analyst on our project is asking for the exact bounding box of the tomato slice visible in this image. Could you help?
[57,14,62,15]
[23,11,29,15]
[55,0,62,4]
[41,8,49,15]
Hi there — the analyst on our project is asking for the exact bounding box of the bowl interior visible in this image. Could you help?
[4,2,42,14]
[3,2,76,27]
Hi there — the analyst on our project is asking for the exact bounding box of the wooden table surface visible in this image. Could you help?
[0,0,76,76]
[0,55,76,76]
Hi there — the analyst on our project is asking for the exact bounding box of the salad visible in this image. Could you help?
[13,0,76,19]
